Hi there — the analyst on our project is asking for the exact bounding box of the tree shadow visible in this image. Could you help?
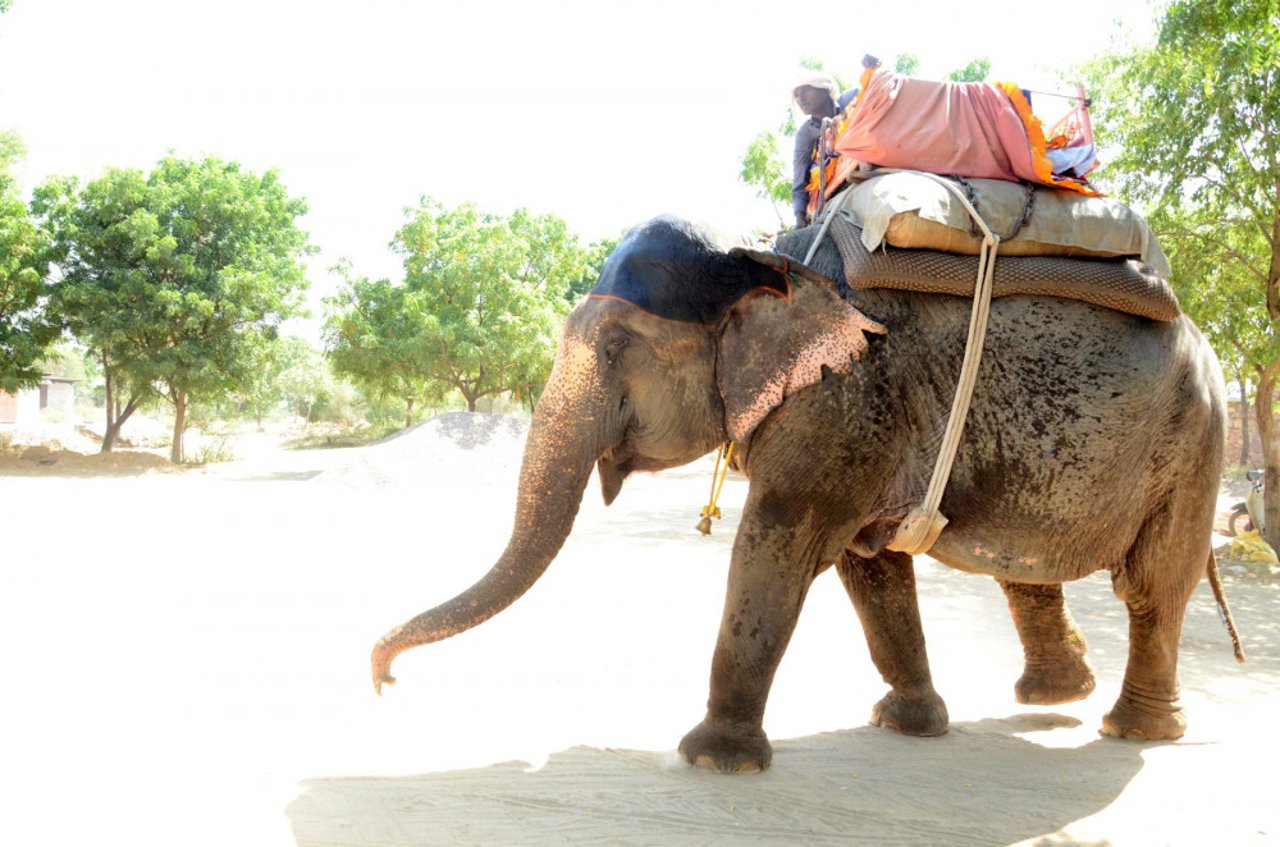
[287,714,1145,846]
[217,469,326,482]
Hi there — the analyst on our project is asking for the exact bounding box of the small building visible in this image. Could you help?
[0,376,78,434]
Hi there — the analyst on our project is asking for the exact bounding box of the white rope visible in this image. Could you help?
[803,185,860,266]
[878,170,1000,554]
[799,169,1003,553]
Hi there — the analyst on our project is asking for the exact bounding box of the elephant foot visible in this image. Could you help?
[1015,658,1097,706]
[1100,695,1186,741]
[678,720,772,773]
[870,689,949,737]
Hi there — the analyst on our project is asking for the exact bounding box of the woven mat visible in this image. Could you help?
[829,214,1180,322]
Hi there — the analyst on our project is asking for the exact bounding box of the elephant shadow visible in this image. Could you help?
[287,713,1148,846]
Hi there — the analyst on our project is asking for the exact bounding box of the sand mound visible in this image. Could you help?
[317,412,530,488]
[0,445,178,477]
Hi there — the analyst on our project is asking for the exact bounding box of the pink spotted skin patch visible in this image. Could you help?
[726,296,885,444]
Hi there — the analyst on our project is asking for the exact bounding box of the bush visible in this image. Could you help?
[187,433,238,465]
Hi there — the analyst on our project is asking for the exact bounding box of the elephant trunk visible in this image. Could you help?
[371,333,610,693]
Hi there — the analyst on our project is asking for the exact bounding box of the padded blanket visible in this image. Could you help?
[828,213,1180,322]
[836,171,1171,278]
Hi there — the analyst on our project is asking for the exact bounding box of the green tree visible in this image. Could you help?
[230,333,335,427]
[0,132,57,393]
[740,131,792,228]
[326,200,594,419]
[325,262,438,427]
[1082,0,1280,541]
[565,232,622,303]
[946,57,991,83]
[236,333,287,430]
[33,155,313,461]
[275,335,335,423]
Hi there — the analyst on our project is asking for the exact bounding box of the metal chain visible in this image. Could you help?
[1004,181,1036,241]
[949,175,1036,242]
[950,175,981,237]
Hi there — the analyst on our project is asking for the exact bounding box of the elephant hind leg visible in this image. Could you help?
[835,549,948,736]
[1104,503,1210,741]
[998,580,1096,706]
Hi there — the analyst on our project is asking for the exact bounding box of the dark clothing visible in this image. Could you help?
[792,88,858,227]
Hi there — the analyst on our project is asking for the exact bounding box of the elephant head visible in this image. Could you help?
[371,216,885,691]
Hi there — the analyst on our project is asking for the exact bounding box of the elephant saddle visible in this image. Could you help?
[828,212,1181,322]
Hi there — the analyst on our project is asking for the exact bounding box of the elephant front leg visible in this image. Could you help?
[679,514,817,773]
[834,549,949,736]
[998,580,1096,705]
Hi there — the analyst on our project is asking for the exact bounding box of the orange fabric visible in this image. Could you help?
[992,81,1098,195]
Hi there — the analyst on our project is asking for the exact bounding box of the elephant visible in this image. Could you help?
[371,215,1231,773]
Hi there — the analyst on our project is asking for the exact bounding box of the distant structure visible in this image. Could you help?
[0,376,78,438]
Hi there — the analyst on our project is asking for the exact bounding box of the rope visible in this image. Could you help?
[790,167,1004,554]
[804,185,860,266]
[696,442,735,535]
[882,170,1001,554]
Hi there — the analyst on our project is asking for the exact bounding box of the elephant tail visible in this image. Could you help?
[1206,549,1246,663]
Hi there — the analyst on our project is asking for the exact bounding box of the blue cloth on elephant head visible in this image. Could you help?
[589,217,790,324]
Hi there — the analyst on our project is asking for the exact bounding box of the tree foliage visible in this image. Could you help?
[1082,0,1280,540]
[221,333,336,427]
[326,200,605,420]
[894,53,920,76]
[274,335,337,423]
[946,57,991,83]
[739,131,792,227]
[33,155,313,460]
[325,261,438,426]
[0,132,57,392]
[1083,0,1278,306]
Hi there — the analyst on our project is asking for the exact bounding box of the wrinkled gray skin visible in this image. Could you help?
[372,217,1226,773]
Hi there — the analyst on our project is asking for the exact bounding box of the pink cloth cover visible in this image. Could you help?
[830,71,1087,193]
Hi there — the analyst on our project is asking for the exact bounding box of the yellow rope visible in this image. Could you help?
[696,442,735,535]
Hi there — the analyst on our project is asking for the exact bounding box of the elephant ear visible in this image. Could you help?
[719,249,886,444]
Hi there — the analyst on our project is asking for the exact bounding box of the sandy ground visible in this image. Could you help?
[1,413,1277,846]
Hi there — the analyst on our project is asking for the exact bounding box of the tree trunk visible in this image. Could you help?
[1239,374,1252,467]
[404,396,415,429]
[1254,365,1280,549]
[102,420,120,453]
[102,395,140,454]
[170,390,186,464]
[101,356,115,454]
[1268,184,1280,320]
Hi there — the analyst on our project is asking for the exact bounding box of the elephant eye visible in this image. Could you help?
[604,335,628,365]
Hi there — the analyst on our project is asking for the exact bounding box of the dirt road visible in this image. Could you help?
[2,415,1276,845]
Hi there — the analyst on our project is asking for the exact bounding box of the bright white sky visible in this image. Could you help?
[0,0,1157,334]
